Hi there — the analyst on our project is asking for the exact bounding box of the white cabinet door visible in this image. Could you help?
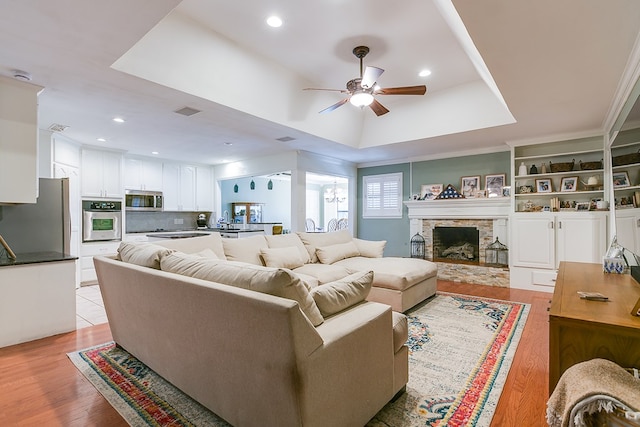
[613,209,640,255]
[142,160,163,191]
[0,76,40,203]
[81,149,122,198]
[556,213,607,266]
[196,166,214,211]
[180,165,196,211]
[124,158,163,191]
[511,214,555,269]
[124,157,143,190]
[102,151,122,198]
[162,163,180,211]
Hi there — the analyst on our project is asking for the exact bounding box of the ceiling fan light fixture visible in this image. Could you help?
[350,91,374,107]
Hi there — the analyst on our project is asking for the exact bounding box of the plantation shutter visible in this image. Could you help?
[363,172,403,218]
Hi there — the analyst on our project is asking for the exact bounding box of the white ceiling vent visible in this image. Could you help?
[174,106,201,117]
[48,123,69,132]
[276,136,296,142]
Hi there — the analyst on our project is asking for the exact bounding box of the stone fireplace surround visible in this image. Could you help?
[404,198,510,287]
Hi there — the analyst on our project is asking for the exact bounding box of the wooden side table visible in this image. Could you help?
[549,261,640,393]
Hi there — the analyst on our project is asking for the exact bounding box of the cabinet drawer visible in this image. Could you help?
[81,241,120,256]
[532,270,557,286]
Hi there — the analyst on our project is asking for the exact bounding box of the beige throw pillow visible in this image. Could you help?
[353,238,386,258]
[315,241,360,264]
[264,233,311,264]
[260,247,305,269]
[296,230,353,263]
[222,234,268,265]
[117,241,175,269]
[311,271,373,317]
[160,251,324,326]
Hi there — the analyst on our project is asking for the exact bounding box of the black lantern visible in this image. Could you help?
[485,237,508,267]
[411,233,425,259]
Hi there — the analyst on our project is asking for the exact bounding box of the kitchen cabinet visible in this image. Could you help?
[80,241,120,283]
[0,76,42,203]
[162,163,213,211]
[81,149,123,198]
[196,166,214,211]
[510,212,607,289]
[613,209,640,255]
[163,163,196,211]
[124,157,163,191]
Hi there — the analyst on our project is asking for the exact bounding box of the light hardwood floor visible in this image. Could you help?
[0,281,551,426]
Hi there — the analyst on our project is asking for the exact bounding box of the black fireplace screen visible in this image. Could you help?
[433,226,480,263]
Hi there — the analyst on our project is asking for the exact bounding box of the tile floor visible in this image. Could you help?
[76,284,108,329]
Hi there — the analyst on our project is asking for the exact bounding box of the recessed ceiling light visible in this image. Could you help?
[97,138,106,142]
[151,151,159,155]
[419,69,432,77]
[224,142,233,146]
[266,15,282,28]
[112,117,125,123]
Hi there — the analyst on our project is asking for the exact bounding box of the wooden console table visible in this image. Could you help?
[549,261,640,393]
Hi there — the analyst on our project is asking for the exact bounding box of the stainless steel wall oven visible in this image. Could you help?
[82,200,122,242]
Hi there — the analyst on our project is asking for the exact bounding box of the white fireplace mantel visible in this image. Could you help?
[404,198,511,219]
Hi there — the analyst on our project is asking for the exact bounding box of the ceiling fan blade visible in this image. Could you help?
[369,99,390,116]
[319,98,350,114]
[304,87,349,93]
[361,66,384,89]
[377,85,427,95]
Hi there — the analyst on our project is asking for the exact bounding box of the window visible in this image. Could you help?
[363,172,403,218]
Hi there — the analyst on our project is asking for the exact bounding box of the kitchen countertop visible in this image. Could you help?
[145,229,265,239]
[0,251,77,267]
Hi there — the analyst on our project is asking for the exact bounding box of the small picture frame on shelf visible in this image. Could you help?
[461,176,480,198]
[613,171,631,188]
[535,178,552,193]
[502,186,511,197]
[485,174,506,198]
[575,202,590,211]
[560,176,578,192]
[420,184,443,200]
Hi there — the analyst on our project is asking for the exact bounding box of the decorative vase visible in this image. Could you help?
[540,163,547,174]
[518,162,527,176]
[529,164,538,174]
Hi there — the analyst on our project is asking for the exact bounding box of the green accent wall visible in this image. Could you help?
[358,151,510,256]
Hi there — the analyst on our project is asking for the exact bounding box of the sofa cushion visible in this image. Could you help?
[292,263,352,285]
[333,257,438,291]
[116,241,175,269]
[222,234,268,265]
[155,233,226,260]
[296,230,352,263]
[260,246,305,270]
[264,234,310,264]
[159,251,324,326]
[353,238,386,258]
[316,241,360,264]
[311,271,373,317]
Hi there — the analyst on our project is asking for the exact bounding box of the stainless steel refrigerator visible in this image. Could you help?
[0,177,71,254]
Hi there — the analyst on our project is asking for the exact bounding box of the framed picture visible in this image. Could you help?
[485,174,506,198]
[560,176,578,192]
[502,186,511,197]
[461,176,480,198]
[575,202,590,211]
[420,183,443,200]
[535,178,552,193]
[613,171,631,188]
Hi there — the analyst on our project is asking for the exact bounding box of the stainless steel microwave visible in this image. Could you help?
[125,190,163,211]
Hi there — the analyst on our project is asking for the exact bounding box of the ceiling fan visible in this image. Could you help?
[304,46,427,116]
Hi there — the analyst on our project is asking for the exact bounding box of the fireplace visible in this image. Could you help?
[433,226,480,264]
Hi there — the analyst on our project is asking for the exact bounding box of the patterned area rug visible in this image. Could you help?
[68,292,529,427]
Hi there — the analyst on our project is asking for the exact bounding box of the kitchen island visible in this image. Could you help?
[0,251,77,348]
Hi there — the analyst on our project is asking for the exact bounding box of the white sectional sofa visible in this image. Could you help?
[94,232,415,427]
